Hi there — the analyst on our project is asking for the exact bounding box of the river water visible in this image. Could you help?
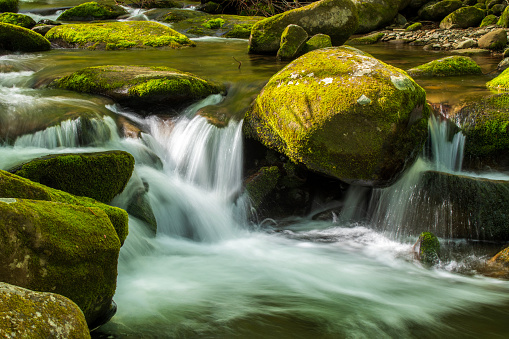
[2,1,509,337]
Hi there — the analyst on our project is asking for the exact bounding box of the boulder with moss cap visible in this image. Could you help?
[277,24,308,61]
[0,282,91,338]
[418,0,463,21]
[0,198,120,327]
[414,232,440,265]
[45,21,194,50]
[50,65,225,113]
[0,0,17,13]
[352,0,403,34]
[243,47,430,187]
[57,1,127,21]
[11,151,135,204]
[0,12,35,28]
[0,22,50,52]
[440,6,485,29]
[302,33,332,53]
[407,56,482,77]
[248,0,358,54]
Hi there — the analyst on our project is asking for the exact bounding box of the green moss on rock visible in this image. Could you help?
[302,33,332,53]
[487,67,509,90]
[0,169,129,245]
[0,12,35,28]
[11,151,135,204]
[224,23,253,38]
[243,47,430,187]
[418,0,463,21]
[407,56,482,77]
[417,231,440,265]
[0,0,17,13]
[346,31,384,44]
[480,14,498,26]
[498,6,509,27]
[0,22,50,52]
[45,21,194,50]
[353,0,401,34]
[57,2,127,21]
[277,24,308,61]
[129,0,183,9]
[51,65,225,112]
[405,22,422,31]
[440,6,486,29]
[202,17,225,29]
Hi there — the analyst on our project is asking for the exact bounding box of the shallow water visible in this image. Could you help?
[2,5,509,338]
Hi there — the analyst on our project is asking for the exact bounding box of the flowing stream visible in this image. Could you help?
[2,3,509,337]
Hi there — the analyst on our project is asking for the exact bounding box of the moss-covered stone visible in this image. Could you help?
[159,8,208,23]
[245,166,280,209]
[352,0,402,34]
[0,198,120,326]
[57,1,127,21]
[0,12,35,28]
[11,151,134,204]
[346,32,384,45]
[0,0,17,13]
[487,67,509,90]
[248,0,359,54]
[45,21,194,50]
[405,22,422,31]
[129,0,183,9]
[497,6,509,26]
[0,282,91,338]
[202,17,225,29]
[478,28,508,50]
[480,14,499,26]
[407,56,482,77]
[50,65,225,112]
[243,47,430,187]
[224,23,253,38]
[418,0,463,21]
[302,33,332,52]
[440,6,486,29]
[0,169,128,245]
[277,24,308,61]
[416,231,440,265]
[0,22,50,52]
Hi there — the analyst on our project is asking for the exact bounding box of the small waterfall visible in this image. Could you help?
[427,114,465,172]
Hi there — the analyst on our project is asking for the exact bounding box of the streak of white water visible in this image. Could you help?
[428,114,465,172]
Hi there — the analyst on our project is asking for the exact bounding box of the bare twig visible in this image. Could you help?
[233,56,242,70]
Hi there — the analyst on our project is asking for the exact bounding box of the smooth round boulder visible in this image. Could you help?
[248,0,358,54]
[57,1,127,21]
[439,6,485,29]
[478,28,508,50]
[0,22,50,52]
[353,0,403,34]
[406,56,482,77]
[276,24,308,61]
[418,0,463,21]
[243,47,430,187]
[0,282,90,339]
[480,14,499,27]
[302,33,332,53]
[0,12,35,28]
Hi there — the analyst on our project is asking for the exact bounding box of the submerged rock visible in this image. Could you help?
[0,22,50,52]
[45,21,194,50]
[0,282,90,338]
[50,65,225,113]
[57,1,127,21]
[0,198,121,327]
[439,6,485,29]
[248,0,358,54]
[0,12,35,28]
[406,56,482,77]
[0,169,129,244]
[11,151,135,204]
[243,47,430,187]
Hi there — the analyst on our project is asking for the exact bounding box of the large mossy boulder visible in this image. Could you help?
[452,93,509,170]
[302,33,333,53]
[57,1,127,21]
[352,0,402,34]
[243,47,430,187]
[439,6,485,29]
[418,0,463,21]
[346,32,385,45]
[11,151,135,204]
[487,67,509,90]
[0,198,120,327]
[0,22,50,52]
[51,65,226,112]
[0,0,17,13]
[406,56,482,77]
[248,0,358,54]
[0,12,35,28]
[276,24,308,61]
[497,6,509,27]
[0,282,90,338]
[45,21,194,50]
[0,169,129,245]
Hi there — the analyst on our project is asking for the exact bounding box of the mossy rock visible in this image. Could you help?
[302,33,332,53]
[128,0,183,9]
[0,0,17,13]
[11,151,135,204]
[45,21,194,50]
[480,14,499,26]
[498,6,509,26]
[416,231,440,265]
[159,8,208,22]
[478,28,507,50]
[418,0,463,21]
[489,246,509,265]
[57,1,127,21]
[0,198,121,326]
[346,32,384,45]
[452,93,509,170]
[277,24,308,61]
[50,65,226,112]
[352,0,402,34]
[248,0,359,54]
[0,282,91,338]
[245,166,280,209]
[405,22,422,31]
[487,67,509,90]
[407,56,482,77]
[0,169,129,245]
[440,6,485,29]
[0,12,35,28]
[0,22,50,52]
[224,23,254,38]
[243,47,430,187]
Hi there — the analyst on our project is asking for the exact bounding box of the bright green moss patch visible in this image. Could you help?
[302,34,332,53]
[45,21,194,50]
[12,151,135,204]
[0,12,35,28]
[202,18,224,29]
[0,22,50,52]
[417,232,440,265]
[487,67,509,90]
[346,32,384,45]
[224,23,253,38]
[407,56,482,77]
[405,22,422,31]
[480,14,498,27]
[57,1,127,21]
[0,0,17,13]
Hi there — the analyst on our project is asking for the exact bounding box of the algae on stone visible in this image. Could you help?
[0,22,50,52]
[57,1,127,21]
[0,12,35,28]
[407,56,482,77]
